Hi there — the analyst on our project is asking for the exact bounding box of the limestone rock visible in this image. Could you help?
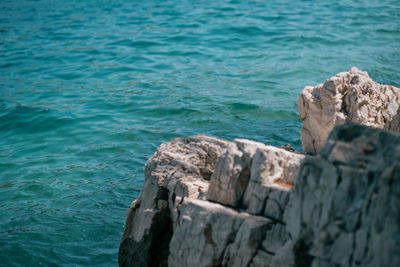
[274,123,400,267]
[298,67,400,154]
[119,135,304,267]
[119,135,229,267]
[120,67,400,267]
[207,139,305,222]
[168,198,290,267]
[169,199,272,267]
[385,108,400,132]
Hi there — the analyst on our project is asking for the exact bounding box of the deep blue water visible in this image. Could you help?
[0,0,399,265]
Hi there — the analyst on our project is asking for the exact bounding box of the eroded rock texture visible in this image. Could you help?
[119,136,305,267]
[120,68,400,267]
[207,139,305,221]
[273,123,400,267]
[385,108,400,133]
[298,67,400,154]
[119,135,230,267]
[172,139,305,267]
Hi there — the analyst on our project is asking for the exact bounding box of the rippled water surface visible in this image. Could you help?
[1,0,399,265]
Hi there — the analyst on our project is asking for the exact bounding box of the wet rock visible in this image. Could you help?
[298,67,400,154]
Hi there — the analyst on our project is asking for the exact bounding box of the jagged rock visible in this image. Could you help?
[119,135,304,267]
[207,139,305,222]
[169,199,271,267]
[298,67,400,154]
[206,139,258,208]
[119,135,229,267]
[120,67,400,266]
[385,108,400,132]
[273,123,400,267]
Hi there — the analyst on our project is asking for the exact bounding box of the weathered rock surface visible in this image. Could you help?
[119,136,305,267]
[119,135,230,267]
[120,68,400,267]
[168,199,272,267]
[298,67,400,154]
[385,108,400,133]
[272,123,400,267]
[120,123,399,267]
[207,139,305,222]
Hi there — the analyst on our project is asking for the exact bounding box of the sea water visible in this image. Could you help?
[0,0,399,265]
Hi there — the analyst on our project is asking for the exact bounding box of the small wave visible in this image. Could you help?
[224,102,299,121]
[210,25,269,37]
[107,39,163,48]
[0,103,77,135]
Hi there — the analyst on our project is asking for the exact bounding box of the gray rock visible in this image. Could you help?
[298,67,400,154]
[119,68,400,267]
[206,139,258,208]
[169,199,272,267]
[385,108,400,133]
[119,135,303,267]
[276,122,400,267]
[119,135,229,267]
[208,138,305,219]
[242,145,304,221]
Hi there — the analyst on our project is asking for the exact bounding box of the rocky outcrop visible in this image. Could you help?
[207,139,304,221]
[272,123,400,267]
[119,135,230,267]
[169,140,305,267]
[385,108,400,132]
[119,136,305,267]
[119,68,400,267]
[298,67,400,154]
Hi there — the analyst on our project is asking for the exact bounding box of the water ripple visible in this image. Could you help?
[0,0,399,266]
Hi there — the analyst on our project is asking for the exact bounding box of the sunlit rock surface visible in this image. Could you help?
[120,67,400,267]
[120,123,399,267]
[119,136,304,267]
[207,139,305,221]
[298,67,400,154]
[118,135,230,267]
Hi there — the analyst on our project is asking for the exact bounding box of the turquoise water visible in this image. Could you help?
[0,0,399,265]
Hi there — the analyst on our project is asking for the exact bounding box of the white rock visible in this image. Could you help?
[168,199,273,267]
[242,145,305,219]
[208,138,305,221]
[119,135,229,267]
[206,139,259,207]
[298,67,400,154]
[119,135,304,267]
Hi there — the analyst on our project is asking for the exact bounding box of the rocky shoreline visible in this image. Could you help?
[119,68,400,267]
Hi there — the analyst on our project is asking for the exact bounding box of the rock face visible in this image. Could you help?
[119,135,230,267]
[170,140,305,267]
[298,67,400,154]
[385,108,400,132]
[272,123,400,267]
[119,68,400,267]
[119,136,305,267]
[207,139,304,221]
